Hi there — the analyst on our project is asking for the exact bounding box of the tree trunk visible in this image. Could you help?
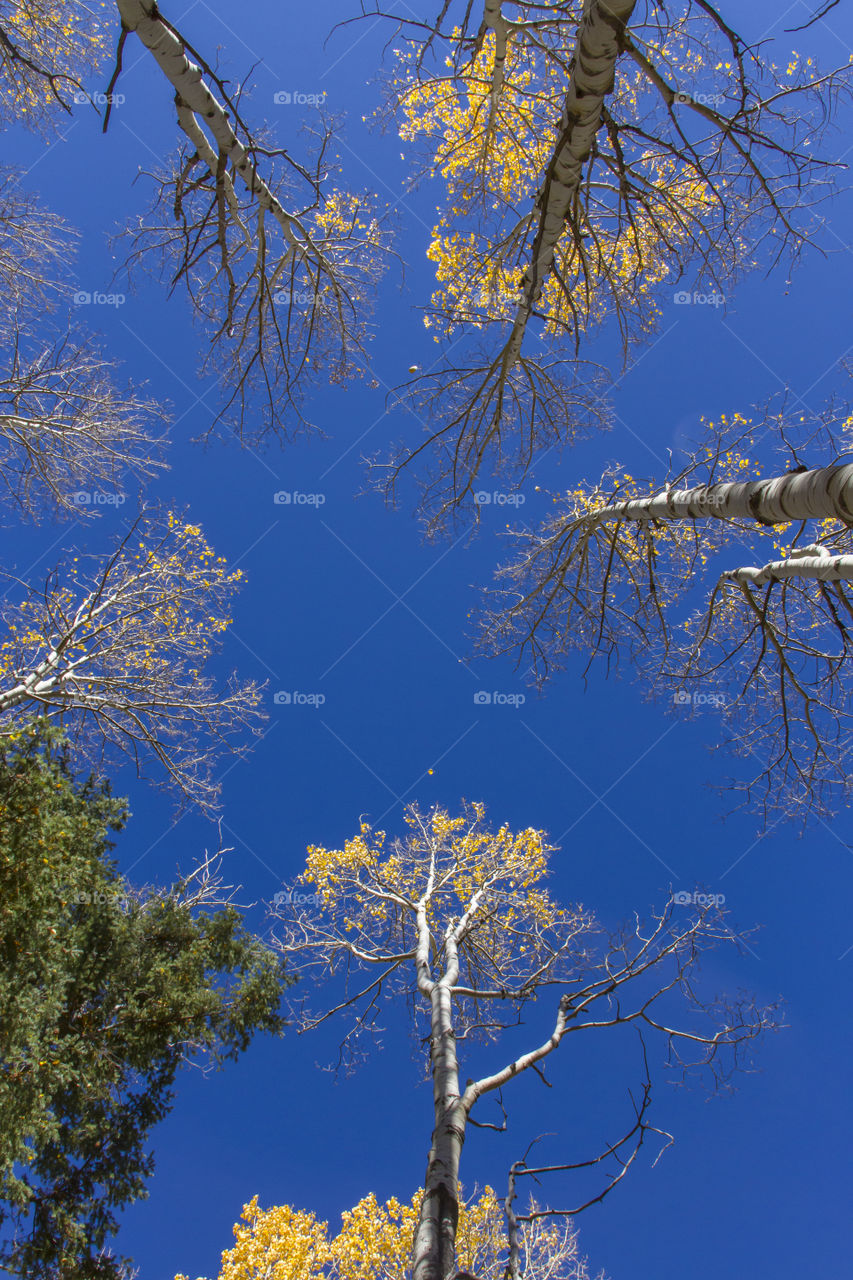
[411,981,467,1280]
[581,463,853,528]
[501,0,638,371]
[723,544,853,586]
[115,0,305,250]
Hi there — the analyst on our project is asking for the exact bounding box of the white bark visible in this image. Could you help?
[116,0,316,261]
[580,463,853,528]
[722,544,853,587]
[413,986,467,1280]
[463,995,571,1108]
[275,805,773,1275]
[501,0,638,370]
[412,888,468,1280]
[482,0,510,114]
[0,521,260,809]
[0,337,164,518]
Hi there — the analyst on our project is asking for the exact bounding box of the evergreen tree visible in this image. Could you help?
[0,722,289,1279]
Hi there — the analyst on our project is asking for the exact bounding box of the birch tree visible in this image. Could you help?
[175,1184,603,1280]
[0,172,73,315]
[272,802,776,1280]
[379,0,850,522]
[112,0,388,438]
[0,167,245,802]
[0,8,284,803]
[0,511,261,810]
[0,7,166,517]
[482,411,853,818]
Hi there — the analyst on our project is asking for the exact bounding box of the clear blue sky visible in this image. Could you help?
[6,2,853,1277]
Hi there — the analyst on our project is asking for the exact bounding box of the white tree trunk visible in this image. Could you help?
[581,463,853,528]
[502,0,638,369]
[482,0,510,110]
[412,904,467,1280]
[723,544,853,587]
[115,0,308,254]
[412,979,467,1280]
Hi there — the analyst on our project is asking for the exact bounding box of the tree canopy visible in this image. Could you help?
[0,722,290,1279]
[174,1185,603,1280]
[273,802,777,1279]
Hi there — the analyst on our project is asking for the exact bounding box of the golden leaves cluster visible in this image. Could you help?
[0,516,244,691]
[302,804,556,927]
[175,1185,524,1280]
[296,804,576,990]
[0,0,111,127]
[392,26,727,341]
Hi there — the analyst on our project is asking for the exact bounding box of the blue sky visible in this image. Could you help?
[6,1,853,1277]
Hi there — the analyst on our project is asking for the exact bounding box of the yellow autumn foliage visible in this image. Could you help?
[0,516,242,687]
[0,0,111,127]
[175,1184,571,1280]
[300,802,562,951]
[392,26,733,340]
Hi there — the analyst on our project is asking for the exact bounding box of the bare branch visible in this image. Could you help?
[115,0,389,439]
[0,509,263,810]
[0,326,167,521]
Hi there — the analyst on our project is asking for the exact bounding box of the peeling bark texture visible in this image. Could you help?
[482,0,508,97]
[502,0,638,370]
[414,1177,461,1280]
[589,462,853,528]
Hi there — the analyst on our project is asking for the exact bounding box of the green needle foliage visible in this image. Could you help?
[0,721,289,1279]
